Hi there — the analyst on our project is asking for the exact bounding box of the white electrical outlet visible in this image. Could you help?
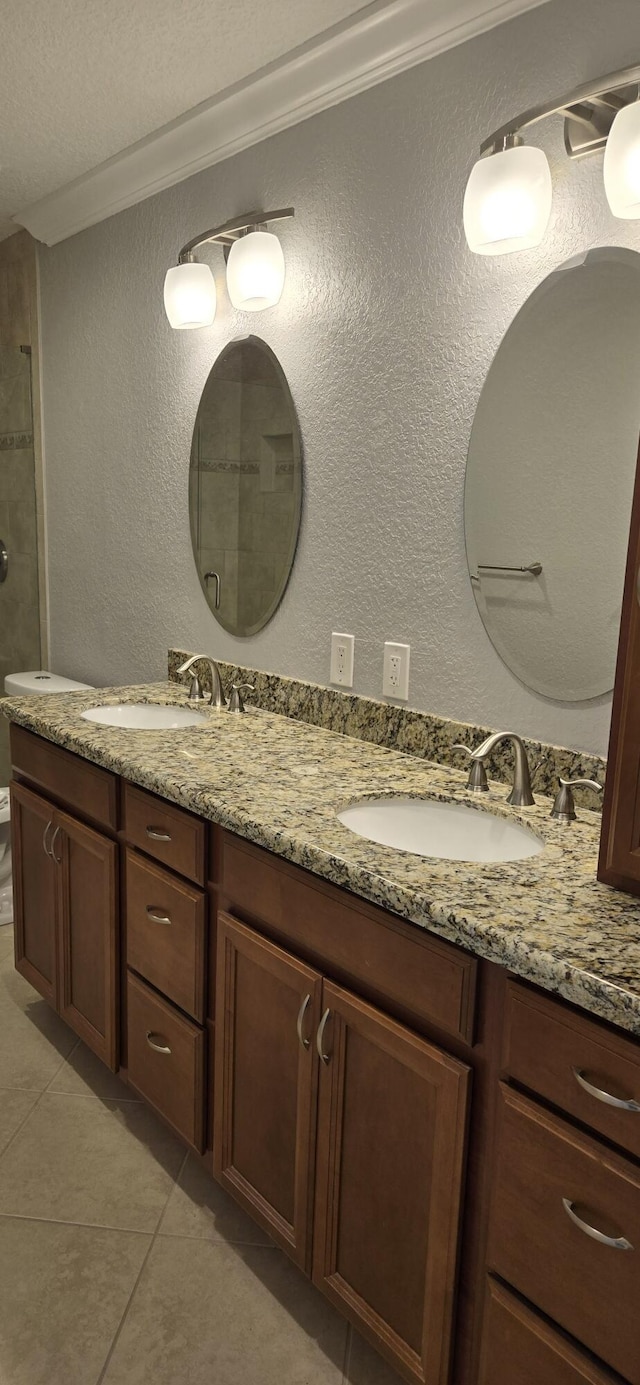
[383,641,410,700]
[330,632,355,687]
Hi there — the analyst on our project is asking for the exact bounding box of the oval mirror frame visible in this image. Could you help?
[189,335,302,637]
[464,246,640,703]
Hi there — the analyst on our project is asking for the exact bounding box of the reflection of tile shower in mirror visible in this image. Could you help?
[464,247,640,702]
[189,337,302,637]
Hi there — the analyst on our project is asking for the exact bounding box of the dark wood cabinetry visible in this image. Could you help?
[214,912,322,1269]
[11,778,118,1067]
[312,980,469,1385]
[9,723,640,1385]
[214,910,470,1384]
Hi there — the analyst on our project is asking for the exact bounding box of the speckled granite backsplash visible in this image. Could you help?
[168,649,606,809]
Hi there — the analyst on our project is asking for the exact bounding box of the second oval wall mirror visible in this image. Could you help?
[464,246,640,702]
[189,336,302,637]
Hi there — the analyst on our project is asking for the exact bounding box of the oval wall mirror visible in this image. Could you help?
[189,336,302,636]
[464,247,640,702]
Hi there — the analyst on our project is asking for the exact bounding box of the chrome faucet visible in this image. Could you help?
[455,731,535,807]
[176,654,226,709]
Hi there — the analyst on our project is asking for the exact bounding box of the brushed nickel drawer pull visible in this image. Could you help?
[42,820,53,858]
[50,825,62,865]
[316,1007,332,1064]
[562,1198,633,1250]
[296,994,311,1050]
[573,1067,640,1112]
[146,907,172,925]
[146,1031,172,1055]
[146,827,172,842]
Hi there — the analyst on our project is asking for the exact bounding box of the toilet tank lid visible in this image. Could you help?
[4,671,94,696]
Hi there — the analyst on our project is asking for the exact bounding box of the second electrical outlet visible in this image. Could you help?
[383,641,410,700]
[330,632,355,687]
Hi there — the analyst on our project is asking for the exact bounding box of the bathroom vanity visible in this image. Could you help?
[4,692,640,1385]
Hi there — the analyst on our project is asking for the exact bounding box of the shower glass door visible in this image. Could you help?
[0,342,41,784]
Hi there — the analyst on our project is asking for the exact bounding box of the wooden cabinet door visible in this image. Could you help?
[214,911,322,1270]
[312,980,470,1385]
[11,780,58,1004]
[56,808,119,1070]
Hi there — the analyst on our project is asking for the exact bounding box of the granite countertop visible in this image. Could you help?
[4,682,640,1036]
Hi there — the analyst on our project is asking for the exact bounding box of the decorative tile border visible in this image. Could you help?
[0,432,33,451]
[168,649,607,809]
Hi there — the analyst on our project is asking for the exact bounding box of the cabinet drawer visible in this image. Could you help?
[125,850,205,1021]
[123,783,205,885]
[10,724,117,831]
[488,1084,640,1384]
[221,833,476,1043]
[127,972,205,1152]
[479,1278,618,1385]
[503,981,640,1159]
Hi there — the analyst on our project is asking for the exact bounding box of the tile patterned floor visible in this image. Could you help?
[0,931,402,1384]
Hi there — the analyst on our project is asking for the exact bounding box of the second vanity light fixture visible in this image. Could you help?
[464,65,640,255]
[164,208,294,328]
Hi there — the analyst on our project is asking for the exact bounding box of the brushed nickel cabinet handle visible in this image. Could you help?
[296,994,311,1050]
[573,1067,640,1112]
[316,1008,332,1064]
[146,827,172,842]
[562,1198,633,1250]
[146,907,172,925]
[50,825,62,865]
[146,1031,172,1055]
[42,820,53,858]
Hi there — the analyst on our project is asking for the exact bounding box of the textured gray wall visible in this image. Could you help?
[38,0,640,755]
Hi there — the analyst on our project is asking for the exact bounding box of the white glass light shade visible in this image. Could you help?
[463,144,553,255]
[163,262,216,329]
[226,230,285,311]
[604,102,640,218]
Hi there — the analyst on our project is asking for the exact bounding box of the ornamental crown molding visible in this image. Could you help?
[15,0,549,246]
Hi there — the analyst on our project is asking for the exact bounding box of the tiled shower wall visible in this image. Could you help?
[0,235,43,785]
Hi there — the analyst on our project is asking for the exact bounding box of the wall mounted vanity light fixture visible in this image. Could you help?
[464,64,640,255]
[163,208,294,328]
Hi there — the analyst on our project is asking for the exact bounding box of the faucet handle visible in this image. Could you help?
[184,673,207,702]
[228,683,255,714]
[451,744,489,793]
[550,777,603,822]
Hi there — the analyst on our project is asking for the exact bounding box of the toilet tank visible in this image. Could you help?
[4,671,94,695]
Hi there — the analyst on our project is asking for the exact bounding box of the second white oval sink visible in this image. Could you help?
[81,704,208,730]
[338,796,544,863]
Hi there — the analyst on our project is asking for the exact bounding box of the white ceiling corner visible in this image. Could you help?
[15,0,550,247]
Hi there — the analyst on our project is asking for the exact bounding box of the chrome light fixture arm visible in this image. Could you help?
[177,208,295,264]
[479,65,640,160]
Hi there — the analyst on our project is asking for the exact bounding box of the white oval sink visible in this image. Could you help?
[81,704,208,730]
[338,796,544,863]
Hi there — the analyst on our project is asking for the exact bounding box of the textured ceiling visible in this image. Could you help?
[0,0,371,239]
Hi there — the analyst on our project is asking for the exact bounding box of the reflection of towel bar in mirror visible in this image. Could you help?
[204,570,221,608]
[477,561,543,576]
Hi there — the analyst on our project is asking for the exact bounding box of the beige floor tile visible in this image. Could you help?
[0,1087,40,1153]
[344,1329,405,1385]
[159,1153,273,1244]
[0,951,76,1089]
[0,1214,150,1385]
[101,1237,348,1385]
[0,1092,185,1230]
[48,1039,140,1101]
[0,924,14,959]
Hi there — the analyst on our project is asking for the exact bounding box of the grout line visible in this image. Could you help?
[342,1324,353,1384]
[155,1148,188,1237]
[42,1037,81,1092]
[0,1210,151,1237]
[94,1149,190,1385]
[0,1086,49,1165]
